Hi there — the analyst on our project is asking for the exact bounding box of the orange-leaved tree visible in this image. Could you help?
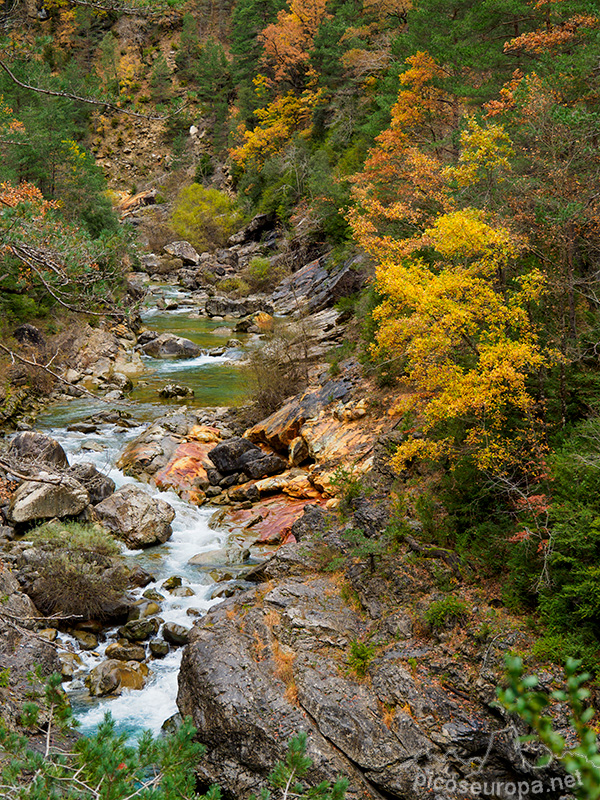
[260,0,330,89]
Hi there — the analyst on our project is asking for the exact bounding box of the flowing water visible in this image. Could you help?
[34,288,254,738]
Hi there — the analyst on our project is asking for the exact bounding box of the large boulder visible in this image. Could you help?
[163,240,200,265]
[177,568,537,800]
[204,297,273,318]
[141,333,202,359]
[8,431,69,469]
[245,380,353,453]
[158,383,195,399]
[8,474,89,523]
[94,484,175,548]
[67,463,115,505]
[227,214,273,246]
[208,437,261,473]
[86,659,148,696]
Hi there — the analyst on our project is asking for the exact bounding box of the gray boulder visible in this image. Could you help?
[207,437,261,474]
[8,474,89,523]
[163,240,200,265]
[94,484,175,548]
[67,463,115,505]
[162,622,191,646]
[141,333,202,359]
[8,431,69,469]
[118,617,159,641]
[158,384,195,399]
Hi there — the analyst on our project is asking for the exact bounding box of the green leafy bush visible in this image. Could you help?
[347,640,376,678]
[170,184,243,252]
[424,595,468,631]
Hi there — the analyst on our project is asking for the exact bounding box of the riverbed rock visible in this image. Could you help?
[149,639,170,658]
[71,630,98,651]
[94,485,175,548]
[162,576,182,590]
[8,474,90,523]
[153,439,219,501]
[118,617,159,642]
[57,651,83,679]
[158,383,195,399]
[162,622,191,646]
[67,463,115,505]
[8,431,69,469]
[105,642,146,662]
[207,437,261,473]
[141,333,202,359]
[127,565,155,588]
[86,659,148,696]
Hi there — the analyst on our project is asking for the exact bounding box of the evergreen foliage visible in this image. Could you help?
[499,657,600,799]
[0,677,347,800]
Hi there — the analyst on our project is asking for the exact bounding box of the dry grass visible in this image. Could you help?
[263,608,281,628]
[272,641,297,704]
[382,704,395,728]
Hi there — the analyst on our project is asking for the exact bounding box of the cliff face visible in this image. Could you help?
[177,510,567,800]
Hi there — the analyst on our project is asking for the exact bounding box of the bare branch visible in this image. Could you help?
[6,246,114,316]
[0,343,110,403]
[0,58,188,121]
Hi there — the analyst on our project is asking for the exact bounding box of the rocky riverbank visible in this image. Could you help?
[0,219,582,799]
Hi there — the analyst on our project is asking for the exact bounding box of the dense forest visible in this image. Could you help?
[1,0,600,742]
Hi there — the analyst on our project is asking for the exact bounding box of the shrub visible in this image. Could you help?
[216,276,250,297]
[29,550,127,621]
[347,640,376,678]
[424,595,468,631]
[170,184,243,252]
[29,520,120,557]
[243,320,310,417]
[243,256,286,293]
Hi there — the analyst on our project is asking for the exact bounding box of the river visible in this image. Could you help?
[35,284,252,739]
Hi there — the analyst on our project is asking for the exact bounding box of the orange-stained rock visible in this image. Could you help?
[188,425,221,444]
[211,495,325,545]
[245,398,308,452]
[180,489,207,506]
[228,470,322,502]
[117,439,172,478]
[254,311,274,332]
[154,441,216,496]
[281,474,321,499]
[300,414,378,465]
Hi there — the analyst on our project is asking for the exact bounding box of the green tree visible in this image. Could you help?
[151,53,172,104]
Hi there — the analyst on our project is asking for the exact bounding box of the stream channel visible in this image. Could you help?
[35,283,254,739]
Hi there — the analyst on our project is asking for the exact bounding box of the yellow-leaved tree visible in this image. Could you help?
[372,208,557,474]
